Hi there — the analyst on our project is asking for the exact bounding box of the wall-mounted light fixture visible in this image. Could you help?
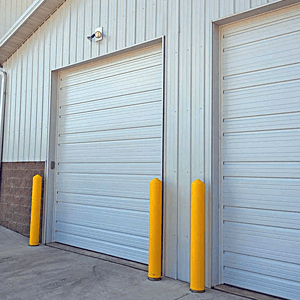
[87,27,103,42]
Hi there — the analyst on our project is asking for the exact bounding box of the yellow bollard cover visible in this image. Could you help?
[148,178,162,280]
[190,179,205,292]
[29,174,42,246]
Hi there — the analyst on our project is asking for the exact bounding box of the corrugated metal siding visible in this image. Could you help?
[220,4,300,299]
[0,0,36,41]
[2,0,284,282]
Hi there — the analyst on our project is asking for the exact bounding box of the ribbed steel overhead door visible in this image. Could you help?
[220,5,300,300]
[54,44,163,264]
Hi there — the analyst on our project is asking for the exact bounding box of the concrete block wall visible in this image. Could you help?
[0,162,45,241]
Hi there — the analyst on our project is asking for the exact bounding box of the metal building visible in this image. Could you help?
[0,0,299,299]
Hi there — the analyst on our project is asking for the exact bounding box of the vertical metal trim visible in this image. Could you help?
[43,70,59,244]
[0,69,7,175]
[218,24,224,285]
[161,35,166,276]
[211,22,221,287]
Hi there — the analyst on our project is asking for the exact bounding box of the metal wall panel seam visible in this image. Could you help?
[100,0,108,56]
[126,0,136,47]
[136,0,145,44]
[8,54,17,161]
[91,0,100,58]
[23,43,32,161]
[41,26,51,159]
[84,0,92,60]
[4,0,10,40]
[117,0,127,50]
[110,0,118,53]
[146,0,155,41]
[220,0,234,18]
[0,68,7,172]
[35,28,45,161]
[2,58,11,161]
[29,35,39,161]
[163,0,179,280]
[0,0,3,39]
[5,55,12,161]
[14,51,22,161]
[177,0,192,282]
[56,4,64,69]
[235,0,251,12]
[62,1,71,66]
[50,13,57,71]
[70,0,78,64]
[18,43,27,160]
[156,0,167,37]
[76,0,85,62]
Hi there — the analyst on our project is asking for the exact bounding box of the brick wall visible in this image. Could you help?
[0,162,45,241]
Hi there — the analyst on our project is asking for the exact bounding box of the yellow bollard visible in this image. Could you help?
[148,178,162,281]
[190,179,205,293]
[29,174,42,246]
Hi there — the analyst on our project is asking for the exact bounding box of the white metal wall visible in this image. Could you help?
[0,0,36,41]
[2,0,282,283]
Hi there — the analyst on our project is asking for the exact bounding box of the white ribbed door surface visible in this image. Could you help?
[220,5,300,300]
[55,44,163,264]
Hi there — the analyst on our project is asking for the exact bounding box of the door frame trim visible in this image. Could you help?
[210,1,300,287]
[43,36,165,263]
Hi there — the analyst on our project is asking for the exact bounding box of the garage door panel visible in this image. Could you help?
[225,222,300,243]
[60,84,161,107]
[223,207,300,230]
[56,192,149,212]
[57,139,162,163]
[60,45,162,80]
[222,15,300,49]
[59,66,162,104]
[223,178,300,197]
[223,113,300,133]
[223,225,300,263]
[58,125,161,144]
[223,81,300,119]
[223,64,300,91]
[56,203,148,237]
[223,162,300,179]
[224,252,300,283]
[223,5,300,34]
[223,131,300,161]
[56,222,148,250]
[224,193,300,213]
[223,268,300,300]
[60,53,162,88]
[223,32,300,76]
[58,162,162,176]
[55,232,148,264]
[57,173,153,199]
[58,102,162,134]
[59,89,162,116]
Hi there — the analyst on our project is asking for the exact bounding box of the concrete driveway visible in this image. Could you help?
[0,226,248,300]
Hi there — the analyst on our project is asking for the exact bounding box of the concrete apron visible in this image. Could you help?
[0,226,247,300]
